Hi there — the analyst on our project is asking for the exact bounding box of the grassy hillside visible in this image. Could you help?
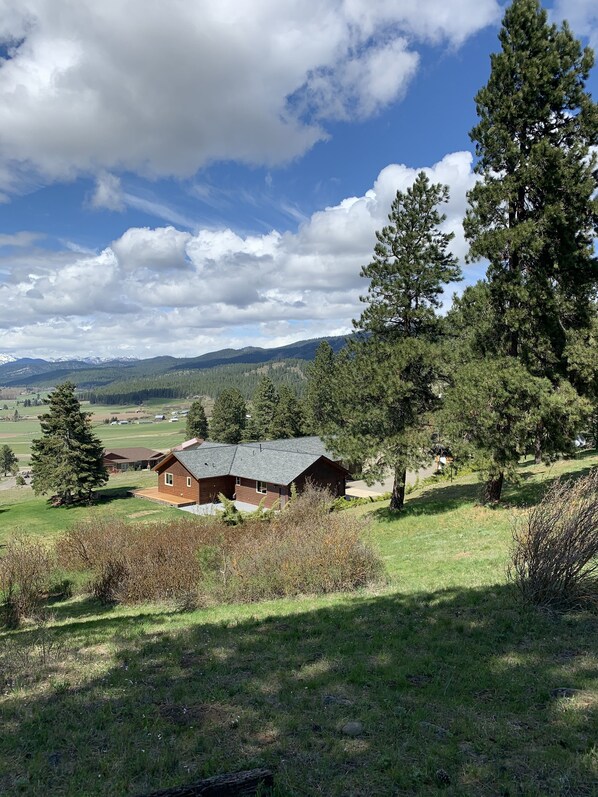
[0,452,596,796]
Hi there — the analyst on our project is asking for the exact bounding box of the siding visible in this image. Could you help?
[294,459,346,497]
[197,475,236,505]
[157,459,199,502]
[235,477,286,509]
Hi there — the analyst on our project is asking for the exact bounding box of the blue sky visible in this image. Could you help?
[0,0,596,360]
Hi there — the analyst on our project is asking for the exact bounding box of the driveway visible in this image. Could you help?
[346,464,438,498]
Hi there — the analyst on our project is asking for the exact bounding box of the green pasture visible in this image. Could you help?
[0,398,192,464]
[0,452,596,796]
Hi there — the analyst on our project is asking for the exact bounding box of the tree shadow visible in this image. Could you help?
[1,585,596,796]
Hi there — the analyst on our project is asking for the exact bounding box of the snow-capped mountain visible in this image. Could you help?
[0,354,17,365]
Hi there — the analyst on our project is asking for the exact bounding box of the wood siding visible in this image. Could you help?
[197,475,236,505]
[156,459,199,502]
[234,477,286,508]
[294,459,346,497]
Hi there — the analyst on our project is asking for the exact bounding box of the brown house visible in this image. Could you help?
[103,447,164,473]
[154,436,347,508]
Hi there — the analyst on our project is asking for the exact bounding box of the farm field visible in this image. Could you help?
[1,451,596,796]
[0,397,194,465]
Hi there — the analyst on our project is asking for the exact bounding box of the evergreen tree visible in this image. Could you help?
[209,388,247,443]
[326,172,461,510]
[185,399,208,440]
[304,341,338,435]
[0,444,18,476]
[30,382,108,505]
[270,385,303,439]
[251,376,279,439]
[453,0,598,500]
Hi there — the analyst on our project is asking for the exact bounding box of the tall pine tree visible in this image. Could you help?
[304,341,338,435]
[251,376,279,439]
[452,0,598,501]
[209,388,247,444]
[270,385,303,439]
[31,382,107,505]
[326,172,461,510]
[185,399,208,440]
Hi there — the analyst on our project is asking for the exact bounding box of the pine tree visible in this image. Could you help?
[304,341,338,435]
[0,445,18,476]
[209,388,247,444]
[270,385,303,439]
[466,0,597,372]
[251,376,279,439]
[30,382,108,505]
[185,399,208,440]
[454,0,598,500]
[326,172,461,510]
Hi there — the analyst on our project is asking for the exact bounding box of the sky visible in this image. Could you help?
[0,0,597,360]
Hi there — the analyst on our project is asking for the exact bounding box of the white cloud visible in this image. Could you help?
[553,0,598,48]
[0,151,479,358]
[0,0,500,194]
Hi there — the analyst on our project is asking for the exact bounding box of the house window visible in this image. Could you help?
[186,477,192,488]
[164,473,173,486]
[235,476,241,485]
[256,480,267,494]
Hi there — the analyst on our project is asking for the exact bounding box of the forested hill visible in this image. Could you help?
[0,335,349,403]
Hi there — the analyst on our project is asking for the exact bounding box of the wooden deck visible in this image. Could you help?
[131,487,196,507]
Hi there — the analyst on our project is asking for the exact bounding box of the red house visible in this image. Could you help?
[153,436,347,508]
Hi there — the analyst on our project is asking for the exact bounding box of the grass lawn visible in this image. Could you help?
[0,453,596,796]
[0,471,180,542]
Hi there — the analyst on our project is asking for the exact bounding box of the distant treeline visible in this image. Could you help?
[80,360,308,405]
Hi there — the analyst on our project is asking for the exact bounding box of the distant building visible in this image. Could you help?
[103,447,165,472]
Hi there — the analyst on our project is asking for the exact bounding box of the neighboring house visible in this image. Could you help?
[154,436,347,508]
[171,437,204,452]
[104,447,165,472]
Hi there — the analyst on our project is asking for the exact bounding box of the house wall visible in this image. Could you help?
[157,459,199,502]
[197,475,236,505]
[294,459,346,497]
[234,477,286,508]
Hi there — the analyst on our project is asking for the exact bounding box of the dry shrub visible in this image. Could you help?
[0,537,53,628]
[56,485,384,605]
[56,516,243,603]
[510,468,598,609]
[206,484,385,603]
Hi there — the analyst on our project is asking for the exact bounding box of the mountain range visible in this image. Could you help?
[0,335,349,389]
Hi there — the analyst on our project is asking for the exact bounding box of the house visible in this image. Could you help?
[153,436,347,508]
[103,447,165,472]
[171,437,204,452]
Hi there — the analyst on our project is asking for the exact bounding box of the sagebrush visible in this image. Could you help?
[510,468,598,609]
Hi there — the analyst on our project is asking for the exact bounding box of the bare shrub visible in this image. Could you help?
[204,484,385,603]
[510,469,598,609]
[55,485,384,606]
[0,537,53,628]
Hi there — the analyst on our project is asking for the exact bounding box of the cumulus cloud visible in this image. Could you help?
[553,0,598,48]
[0,152,479,358]
[0,0,500,193]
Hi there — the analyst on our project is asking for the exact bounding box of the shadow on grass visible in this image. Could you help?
[1,585,596,797]
[373,455,597,521]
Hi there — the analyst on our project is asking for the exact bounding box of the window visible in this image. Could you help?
[164,473,173,486]
[186,477,192,488]
[235,476,241,485]
[256,480,267,494]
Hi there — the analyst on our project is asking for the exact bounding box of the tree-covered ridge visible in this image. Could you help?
[81,360,308,405]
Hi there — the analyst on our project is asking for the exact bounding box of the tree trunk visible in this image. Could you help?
[481,471,504,504]
[390,466,407,511]
[534,423,543,465]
